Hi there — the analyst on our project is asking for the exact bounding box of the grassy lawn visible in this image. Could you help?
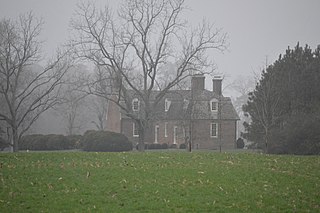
[0,151,319,212]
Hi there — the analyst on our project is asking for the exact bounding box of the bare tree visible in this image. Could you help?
[89,65,110,131]
[70,0,226,151]
[231,75,255,97]
[58,86,88,136]
[230,75,256,139]
[0,13,72,152]
[54,65,90,135]
[89,95,108,131]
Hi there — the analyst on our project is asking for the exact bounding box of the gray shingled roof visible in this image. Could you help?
[122,89,239,120]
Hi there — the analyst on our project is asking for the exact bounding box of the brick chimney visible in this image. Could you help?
[191,74,205,93]
[212,75,223,96]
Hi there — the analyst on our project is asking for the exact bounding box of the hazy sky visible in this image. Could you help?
[1,0,320,95]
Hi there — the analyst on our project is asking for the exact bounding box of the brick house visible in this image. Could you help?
[106,75,239,150]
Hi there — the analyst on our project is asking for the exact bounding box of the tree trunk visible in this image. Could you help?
[137,126,145,152]
[264,128,269,153]
[12,127,19,152]
[189,121,193,152]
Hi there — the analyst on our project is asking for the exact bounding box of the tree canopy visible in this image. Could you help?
[243,43,320,154]
[0,13,72,152]
[70,0,226,151]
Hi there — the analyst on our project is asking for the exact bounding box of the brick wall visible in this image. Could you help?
[121,119,185,146]
[106,100,121,133]
[121,118,237,149]
[192,120,236,149]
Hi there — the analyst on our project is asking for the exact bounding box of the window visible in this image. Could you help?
[210,99,218,112]
[173,126,178,144]
[211,102,218,111]
[165,98,170,112]
[164,122,168,137]
[155,125,159,143]
[133,122,139,137]
[210,123,218,138]
[132,98,139,111]
[183,99,189,110]
[182,127,186,138]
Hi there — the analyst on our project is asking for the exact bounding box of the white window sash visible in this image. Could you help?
[155,125,159,143]
[210,123,218,138]
[211,101,218,111]
[173,126,178,144]
[133,123,139,137]
[132,99,139,111]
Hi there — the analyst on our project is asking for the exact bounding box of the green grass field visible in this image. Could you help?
[0,151,319,212]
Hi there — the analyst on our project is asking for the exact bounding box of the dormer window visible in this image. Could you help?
[165,98,171,112]
[132,98,139,111]
[183,99,189,110]
[210,99,218,112]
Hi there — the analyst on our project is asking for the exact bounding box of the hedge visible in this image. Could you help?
[19,134,73,151]
[81,130,132,152]
[179,143,187,149]
[147,143,162,149]
[0,137,9,151]
[236,138,245,149]
[169,144,177,149]
[65,135,83,149]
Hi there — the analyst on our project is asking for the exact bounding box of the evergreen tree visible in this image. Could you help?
[243,43,320,154]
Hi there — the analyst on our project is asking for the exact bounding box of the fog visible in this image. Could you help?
[1,0,320,137]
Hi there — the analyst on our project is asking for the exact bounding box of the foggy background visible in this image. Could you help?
[1,0,319,135]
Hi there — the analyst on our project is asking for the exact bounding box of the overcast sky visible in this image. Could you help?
[1,0,320,95]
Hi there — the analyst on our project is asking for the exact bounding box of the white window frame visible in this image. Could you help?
[164,122,168,137]
[183,99,189,110]
[210,100,218,112]
[132,98,139,111]
[182,127,186,138]
[165,98,170,112]
[133,122,139,137]
[173,126,178,144]
[154,125,159,143]
[210,123,218,138]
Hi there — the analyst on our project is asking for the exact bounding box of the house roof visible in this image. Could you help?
[122,89,240,121]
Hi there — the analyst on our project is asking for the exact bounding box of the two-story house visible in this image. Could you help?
[106,74,239,150]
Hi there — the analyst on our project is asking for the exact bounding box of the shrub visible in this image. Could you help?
[0,137,9,151]
[236,138,245,149]
[19,134,73,151]
[169,144,177,149]
[45,134,70,150]
[148,143,162,149]
[161,143,168,149]
[135,143,151,150]
[179,143,186,149]
[66,135,83,149]
[20,134,45,150]
[81,130,132,152]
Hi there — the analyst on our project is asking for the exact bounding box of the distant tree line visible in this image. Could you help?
[243,43,320,154]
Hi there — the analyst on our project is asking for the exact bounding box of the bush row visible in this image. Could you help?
[0,137,9,151]
[19,134,78,151]
[81,130,132,152]
[19,131,190,152]
[19,130,133,152]
[136,143,187,150]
